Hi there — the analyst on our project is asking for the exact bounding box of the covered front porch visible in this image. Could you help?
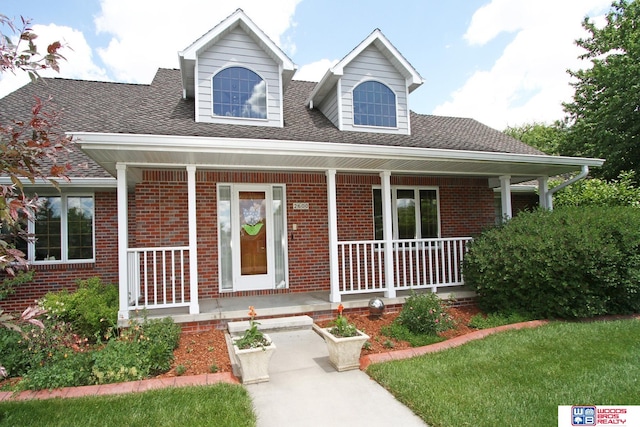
[122,236,474,326]
[74,133,604,325]
[137,287,477,330]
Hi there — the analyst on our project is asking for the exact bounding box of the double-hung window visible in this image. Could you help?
[10,194,95,263]
[373,187,439,240]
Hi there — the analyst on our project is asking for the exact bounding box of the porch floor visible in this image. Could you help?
[133,287,475,327]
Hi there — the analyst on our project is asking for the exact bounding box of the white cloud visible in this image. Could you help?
[94,0,301,84]
[434,0,612,129]
[293,58,338,82]
[0,24,108,98]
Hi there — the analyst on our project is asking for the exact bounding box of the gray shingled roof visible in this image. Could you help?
[0,68,542,178]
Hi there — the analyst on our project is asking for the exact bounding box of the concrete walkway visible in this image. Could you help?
[245,328,427,427]
[0,317,555,427]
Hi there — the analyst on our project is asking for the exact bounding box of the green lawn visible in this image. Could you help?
[0,384,255,427]
[367,318,640,427]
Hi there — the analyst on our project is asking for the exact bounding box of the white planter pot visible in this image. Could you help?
[319,327,370,371]
[232,333,276,384]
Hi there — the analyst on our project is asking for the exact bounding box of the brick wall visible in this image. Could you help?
[512,193,539,214]
[0,191,119,312]
[0,171,496,311]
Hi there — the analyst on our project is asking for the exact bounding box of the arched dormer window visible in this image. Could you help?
[352,81,396,127]
[212,67,267,119]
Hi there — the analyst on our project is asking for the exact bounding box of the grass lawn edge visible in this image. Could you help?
[360,319,549,370]
[0,371,239,402]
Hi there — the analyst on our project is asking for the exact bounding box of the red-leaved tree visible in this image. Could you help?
[0,16,70,376]
[0,14,71,275]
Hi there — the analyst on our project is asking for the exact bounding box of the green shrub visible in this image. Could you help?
[395,291,454,335]
[40,277,118,342]
[92,339,148,384]
[92,316,181,384]
[463,206,640,319]
[20,351,94,390]
[553,171,640,208]
[0,327,29,377]
[140,316,181,351]
[0,270,34,301]
[19,319,91,372]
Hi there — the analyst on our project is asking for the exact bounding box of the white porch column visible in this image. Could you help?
[499,175,513,220]
[326,169,341,303]
[116,163,129,321]
[380,171,396,298]
[538,176,550,210]
[187,165,200,314]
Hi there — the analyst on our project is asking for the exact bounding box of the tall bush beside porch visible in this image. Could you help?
[463,206,640,318]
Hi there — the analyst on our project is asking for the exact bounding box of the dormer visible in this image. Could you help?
[178,9,296,127]
[307,29,423,135]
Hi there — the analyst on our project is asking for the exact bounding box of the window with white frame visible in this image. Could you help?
[6,195,96,263]
[353,81,397,127]
[373,187,439,240]
[212,66,267,119]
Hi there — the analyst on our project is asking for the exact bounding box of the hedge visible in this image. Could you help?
[463,206,640,318]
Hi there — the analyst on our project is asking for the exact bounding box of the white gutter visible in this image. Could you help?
[545,164,589,210]
[70,132,605,169]
[0,177,117,188]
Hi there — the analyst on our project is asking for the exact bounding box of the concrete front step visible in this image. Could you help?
[227,315,314,335]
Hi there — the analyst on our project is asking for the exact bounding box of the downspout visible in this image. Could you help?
[545,165,589,210]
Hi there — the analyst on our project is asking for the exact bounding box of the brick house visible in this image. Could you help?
[0,9,602,323]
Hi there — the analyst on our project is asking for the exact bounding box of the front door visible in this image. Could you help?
[233,186,273,291]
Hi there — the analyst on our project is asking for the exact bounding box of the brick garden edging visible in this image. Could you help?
[359,320,549,370]
[0,372,239,402]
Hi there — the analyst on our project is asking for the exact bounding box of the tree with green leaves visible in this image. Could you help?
[503,121,567,155]
[561,0,640,181]
[552,171,640,208]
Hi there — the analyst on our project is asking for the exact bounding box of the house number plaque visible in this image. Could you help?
[293,202,309,210]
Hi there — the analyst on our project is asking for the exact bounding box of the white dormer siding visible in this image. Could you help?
[317,87,340,127]
[307,29,422,136]
[341,46,408,134]
[196,27,282,127]
[315,46,409,135]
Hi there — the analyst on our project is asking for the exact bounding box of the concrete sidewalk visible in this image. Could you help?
[245,328,427,427]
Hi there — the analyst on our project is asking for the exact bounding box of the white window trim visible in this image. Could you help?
[26,193,96,264]
[373,185,441,240]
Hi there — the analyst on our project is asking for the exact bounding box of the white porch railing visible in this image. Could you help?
[126,247,191,310]
[337,237,472,296]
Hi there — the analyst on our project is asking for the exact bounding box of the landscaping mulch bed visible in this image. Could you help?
[157,304,481,378]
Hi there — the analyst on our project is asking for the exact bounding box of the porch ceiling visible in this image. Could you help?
[73,132,604,184]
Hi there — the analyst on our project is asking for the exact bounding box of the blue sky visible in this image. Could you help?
[1,0,612,129]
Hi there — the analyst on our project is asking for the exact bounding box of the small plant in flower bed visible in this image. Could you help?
[396,291,455,334]
[92,316,181,384]
[234,306,271,349]
[4,318,94,390]
[328,304,359,338]
[39,277,118,343]
[20,351,94,390]
[1,312,181,390]
[381,291,454,346]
